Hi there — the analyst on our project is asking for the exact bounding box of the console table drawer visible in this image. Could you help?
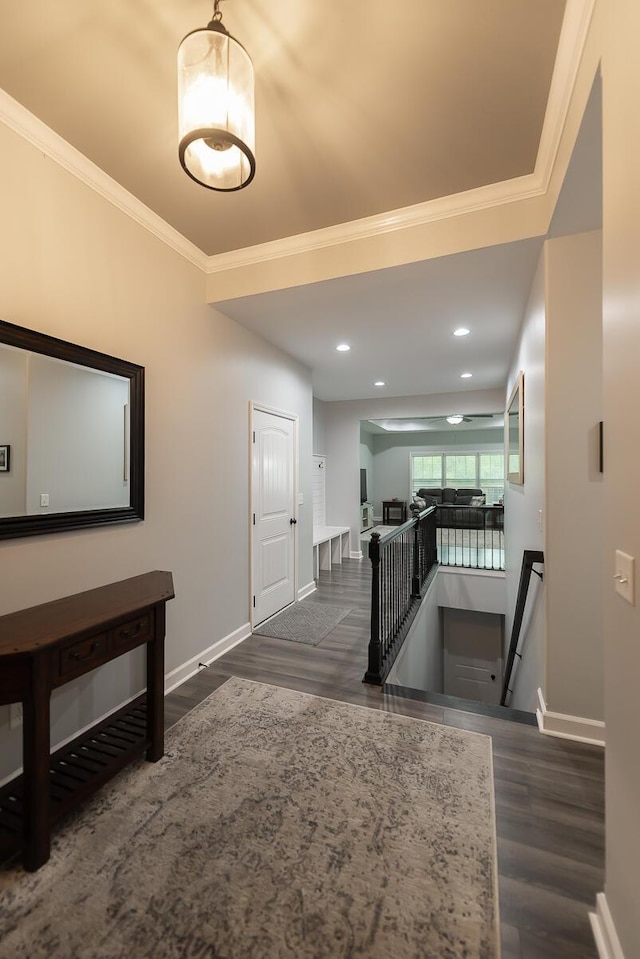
[112,613,152,652]
[58,633,108,678]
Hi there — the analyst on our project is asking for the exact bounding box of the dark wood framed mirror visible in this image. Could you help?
[0,319,144,540]
[506,370,524,485]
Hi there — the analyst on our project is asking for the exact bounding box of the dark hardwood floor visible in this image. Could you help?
[165,559,604,959]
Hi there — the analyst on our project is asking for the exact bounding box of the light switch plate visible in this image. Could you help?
[614,550,635,605]
[298,493,304,505]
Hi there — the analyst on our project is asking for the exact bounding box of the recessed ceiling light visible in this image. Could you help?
[453,328,470,337]
[374,380,385,387]
[336,343,351,352]
[446,415,464,425]
[460,372,473,378]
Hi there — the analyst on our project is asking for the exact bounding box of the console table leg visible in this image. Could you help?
[146,609,165,762]
[22,657,51,871]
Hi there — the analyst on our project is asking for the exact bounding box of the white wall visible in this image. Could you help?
[602,1,640,953]
[545,230,603,721]
[0,119,313,781]
[504,251,546,711]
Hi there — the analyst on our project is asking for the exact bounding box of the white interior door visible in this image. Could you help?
[252,408,296,625]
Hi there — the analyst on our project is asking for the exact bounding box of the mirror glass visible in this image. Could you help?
[506,372,524,484]
[0,320,144,539]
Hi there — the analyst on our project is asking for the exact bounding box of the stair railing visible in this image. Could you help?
[500,549,545,706]
[364,506,437,685]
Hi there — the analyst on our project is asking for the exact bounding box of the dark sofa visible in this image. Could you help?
[412,487,503,530]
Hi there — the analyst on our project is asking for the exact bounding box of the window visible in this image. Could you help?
[410,451,504,503]
[411,454,442,489]
[444,454,477,488]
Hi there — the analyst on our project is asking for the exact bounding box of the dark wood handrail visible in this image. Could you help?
[500,550,544,706]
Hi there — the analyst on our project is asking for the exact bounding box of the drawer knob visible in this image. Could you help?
[70,640,101,662]
[120,622,143,640]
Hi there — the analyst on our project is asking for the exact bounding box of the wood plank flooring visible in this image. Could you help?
[165,559,604,959]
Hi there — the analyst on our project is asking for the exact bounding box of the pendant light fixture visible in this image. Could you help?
[178,0,255,191]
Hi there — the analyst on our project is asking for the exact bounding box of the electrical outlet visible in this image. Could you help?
[9,703,23,729]
[40,493,49,507]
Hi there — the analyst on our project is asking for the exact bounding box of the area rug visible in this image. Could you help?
[0,678,500,959]
[253,599,352,645]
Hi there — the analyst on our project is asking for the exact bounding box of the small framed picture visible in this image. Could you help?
[0,445,10,472]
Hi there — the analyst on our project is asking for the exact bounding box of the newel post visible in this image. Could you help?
[364,532,383,684]
[411,518,421,598]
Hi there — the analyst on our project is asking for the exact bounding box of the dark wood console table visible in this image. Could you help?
[0,570,174,871]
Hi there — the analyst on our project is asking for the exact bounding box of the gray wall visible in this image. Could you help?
[386,578,443,693]
[0,119,313,783]
[504,251,546,712]
[26,355,130,513]
[602,4,640,952]
[545,230,603,720]
[313,397,327,455]
[505,230,604,725]
[359,428,374,505]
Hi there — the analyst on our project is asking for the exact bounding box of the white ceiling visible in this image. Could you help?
[216,237,544,400]
[0,2,602,404]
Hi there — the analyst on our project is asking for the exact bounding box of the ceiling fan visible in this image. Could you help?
[431,414,498,426]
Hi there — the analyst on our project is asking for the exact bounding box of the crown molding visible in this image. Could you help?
[0,89,209,273]
[203,0,597,276]
[0,0,596,278]
[534,0,598,192]
[203,173,544,275]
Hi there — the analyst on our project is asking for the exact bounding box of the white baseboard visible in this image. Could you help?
[164,623,252,694]
[536,688,605,747]
[0,623,253,789]
[590,893,626,959]
[298,580,316,601]
[350,549,364,560]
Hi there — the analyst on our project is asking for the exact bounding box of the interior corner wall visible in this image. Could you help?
[544,230,603,722]
[504,250,546,712]
[0,118,313,782]
[602,0,640,954]
[359,430,374,506]
[313,397,327,454]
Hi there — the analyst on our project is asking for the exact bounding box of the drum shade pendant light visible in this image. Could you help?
[178,0,255,191]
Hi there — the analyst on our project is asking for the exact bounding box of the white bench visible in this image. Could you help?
[313,525,350,578]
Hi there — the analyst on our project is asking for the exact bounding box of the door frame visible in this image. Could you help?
[249,401,299,628]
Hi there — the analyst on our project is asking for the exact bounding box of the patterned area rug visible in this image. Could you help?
[253,600,352,645]
[0,678,499,959]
